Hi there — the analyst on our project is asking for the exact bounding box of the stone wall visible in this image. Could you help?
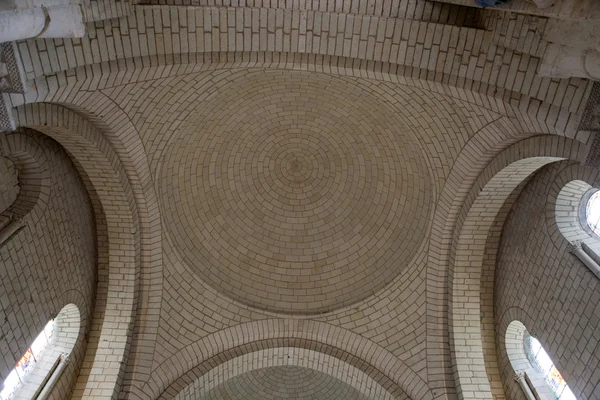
[0,156,18,215]
[0,130,96,399]
[495,161,600,399]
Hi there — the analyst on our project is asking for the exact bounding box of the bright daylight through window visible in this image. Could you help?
[0,319,55,400]
[526,335,576,400]
[586,190,600,237]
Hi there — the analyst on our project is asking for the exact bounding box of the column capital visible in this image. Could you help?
[568,240,584,253]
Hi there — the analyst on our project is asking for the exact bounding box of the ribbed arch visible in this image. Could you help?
[13,103,142,399]
[141,320,433,400]
[170,347,401,400]
[444,136,585,399]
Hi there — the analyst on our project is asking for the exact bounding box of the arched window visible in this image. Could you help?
[506,321,577,400]
[585,190,600,237]
[524,335,576,400]
[552,181,600,280]
[0,304,79,400]
[1,320,55,400]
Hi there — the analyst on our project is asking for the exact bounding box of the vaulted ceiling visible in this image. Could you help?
[0,0,599,399]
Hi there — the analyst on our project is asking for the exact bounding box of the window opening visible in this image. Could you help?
[0,319,55,400]
[585,190,600,237]
[525,335,576,400]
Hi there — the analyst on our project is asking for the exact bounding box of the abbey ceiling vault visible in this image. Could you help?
[0,0,600,399]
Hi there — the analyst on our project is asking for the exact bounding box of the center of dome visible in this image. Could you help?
[280,152,312,183]
[158,70,432,314]
[288,157,303,174]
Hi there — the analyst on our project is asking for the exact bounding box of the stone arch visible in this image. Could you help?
[495,308,564,400]
[140,320,433,400]
[0,126,97,396]
[169,347,402,400]
[501,319,557,400]
[52,303,81,358]
[445,136,586,399]
[0,131,51,230]
[425,117,540,398]
[20,8,495,83]
[19,7,587,137]
[496,307,536,399]
[19,53,566,140]
[1,281,91,399]
[50,91,164,397]
[49,289,93,399]
[503,320,531,380]
[186,366,384,400]
[12,95,164,397]
[13,103,143,399]
[17,303,83,399]
[13,55,564,204]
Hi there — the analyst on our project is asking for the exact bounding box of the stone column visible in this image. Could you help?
[514,371,537,400]
[539,44,600,80]
[0,4,84,43]
[568,240,600,279]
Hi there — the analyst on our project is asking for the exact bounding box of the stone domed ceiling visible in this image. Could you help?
[197,366,373,400]
[158,69,432,314]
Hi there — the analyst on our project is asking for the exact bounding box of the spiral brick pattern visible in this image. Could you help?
[158,69,432,313]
